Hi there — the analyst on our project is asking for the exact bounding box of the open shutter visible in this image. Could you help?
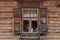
[13,8,20,35]
[40,8,48,35]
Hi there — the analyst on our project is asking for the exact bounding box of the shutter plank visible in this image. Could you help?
[13,8,20,35]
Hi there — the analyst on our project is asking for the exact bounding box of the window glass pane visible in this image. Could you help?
[30,10,37,17]
[23,10,37,17]
[23,10,30,17]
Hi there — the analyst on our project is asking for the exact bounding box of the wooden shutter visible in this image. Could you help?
[40,8,48,35]
[13,8,20,35]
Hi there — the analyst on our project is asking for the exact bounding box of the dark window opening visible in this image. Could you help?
[31,20,37,32]
[23,20,29,32]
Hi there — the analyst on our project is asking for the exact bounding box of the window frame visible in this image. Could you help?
[22,8,39,33]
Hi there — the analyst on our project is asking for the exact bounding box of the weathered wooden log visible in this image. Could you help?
[0,36,19,39]
[0,28,13,33]
[40,36,60,39]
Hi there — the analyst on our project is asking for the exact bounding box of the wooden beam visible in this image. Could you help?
[0,33,13,36]
[0,36,19,39]
[0,0,17,1]
[41,36,60,39]
[42,4,56,6]
[48,10,60,12]
[0,30,12,33]
[48,30,60,33]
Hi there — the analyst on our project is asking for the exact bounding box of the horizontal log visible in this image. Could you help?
[48,27,60,30]
[0,33,13,36]
[51,21,58,23]
[0,4,18,7]
[41,38,60,40]
[42,4,56,6]
[47,33,60,36]
[47,6,56,10]
[48,18,60,21]
[56,1,60,4]
[0,1,18,3]
[0,13,13,15]
[48,15,60,18]
[0,4,17,6]
[0,0,16,2]
[0,1,18,7]
[48,16,60,18]
[0,24,13,26]
[48,19,60,22]
[48,12,60,15]
[48,24,60,26]
[0,10,13,12]
[48,10,60,12]
[0,18,13,21]
[0,7,13,10]
[41,36,60,39]
[0,27,12,30]
[48,30,60,33]
[0,16,13,18]
[48,12,60,16]
[0,21,12,22]
[48,15,60,17]
[42,1,56,4]
[0,1,18,5]
[0,10,13,13]
[48,25,60,27]
[0,30,12,33]
[0,39,19,40]
[48,18,60,20]
[0,21,13,22]
[0,21,12,24]
[0,6,18,7]
[0,11,13,13]
[0,36,19,39]
[47,7,60,10]
[48,22,60,24]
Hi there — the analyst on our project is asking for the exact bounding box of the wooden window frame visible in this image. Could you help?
[22,8,39,33]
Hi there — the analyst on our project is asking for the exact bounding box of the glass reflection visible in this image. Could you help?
[23,10,37,17]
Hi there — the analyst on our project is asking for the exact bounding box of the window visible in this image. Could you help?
[22,8,38,33]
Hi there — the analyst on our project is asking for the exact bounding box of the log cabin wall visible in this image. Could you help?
[0,1,19,40]
[0,0,60,40]
[41,0,60,40]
